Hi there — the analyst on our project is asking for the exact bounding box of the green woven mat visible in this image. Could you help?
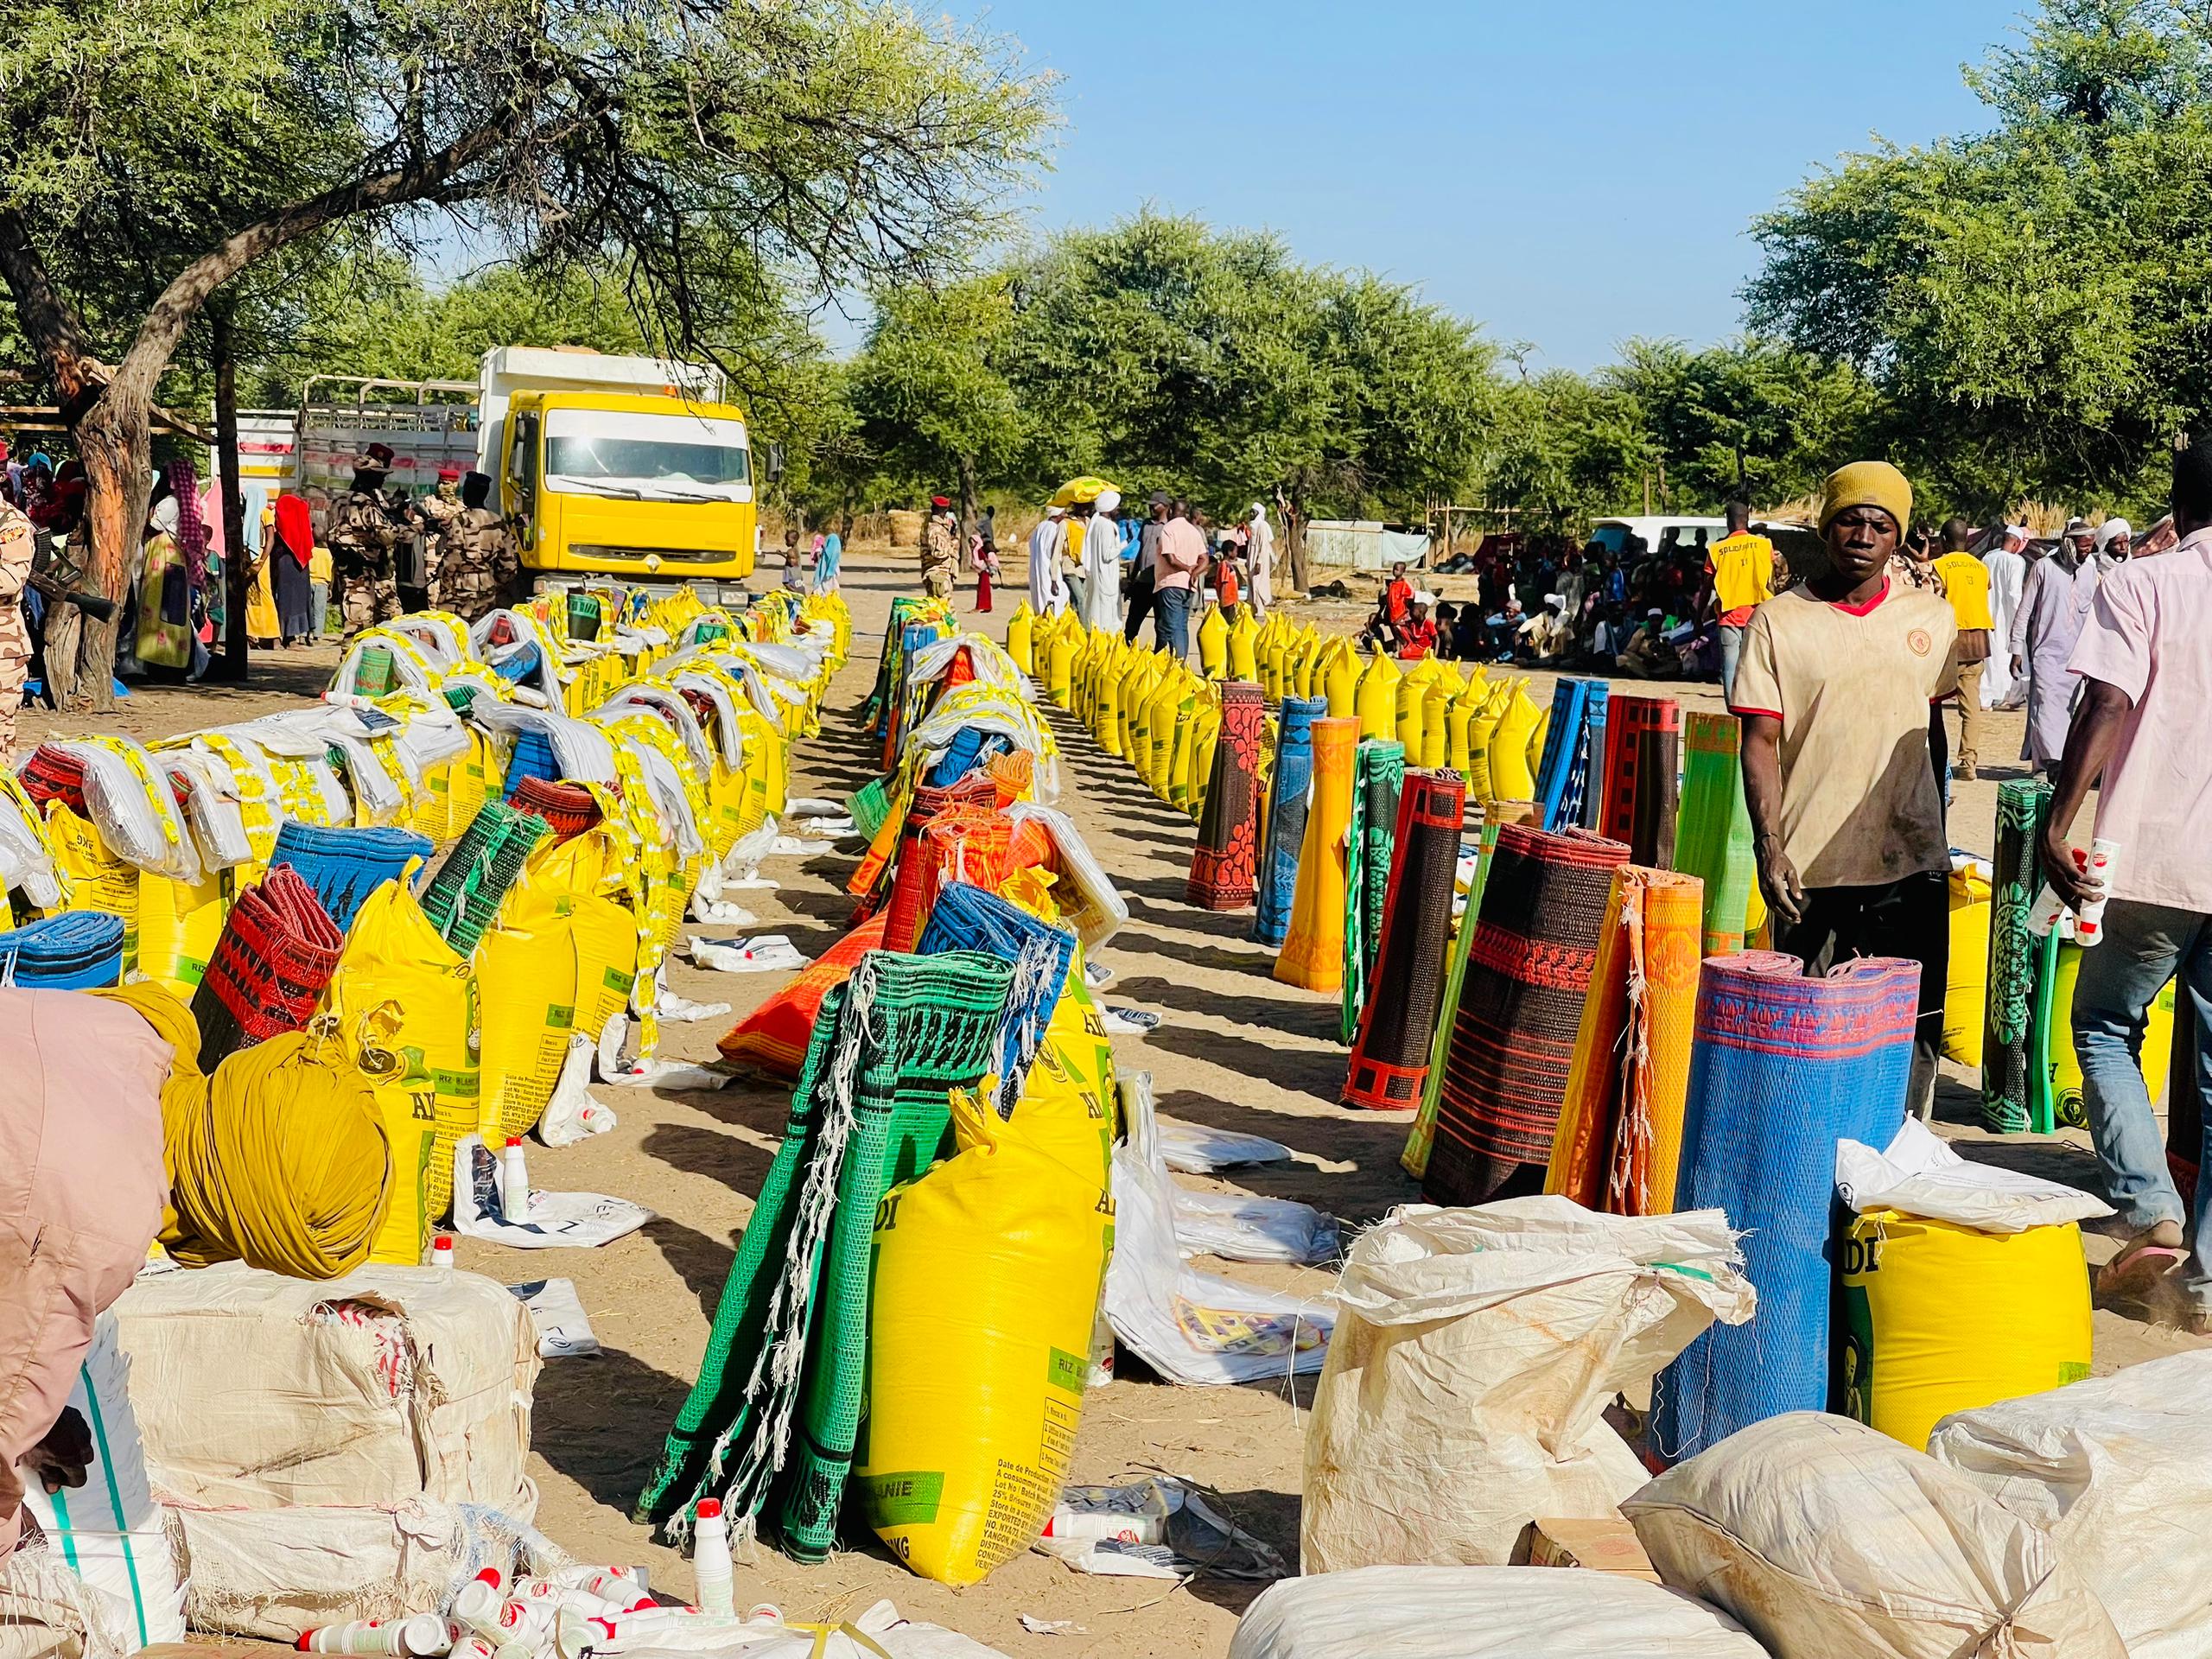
[1675,712,1755,955]
[849,777,892,842]
[635,949,1015,1556]
[442,684,480,715]
[1982,779,2052,1134]
[568,593,604,641]
[1340,740,1406,1045]
[419,798,551,956]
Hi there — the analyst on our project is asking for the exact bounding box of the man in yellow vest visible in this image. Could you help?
[1930,517,1995,779]
[1707,500,1775,700]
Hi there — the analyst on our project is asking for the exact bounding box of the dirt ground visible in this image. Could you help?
[24,550,2201,1659]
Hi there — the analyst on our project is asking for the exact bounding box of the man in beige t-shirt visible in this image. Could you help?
[1732,460,1959,1116]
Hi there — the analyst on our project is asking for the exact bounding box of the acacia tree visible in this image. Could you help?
[0,0,1051,706]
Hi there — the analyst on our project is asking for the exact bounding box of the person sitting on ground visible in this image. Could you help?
[1518,593,1572,661]
[1613,607,1681,678]
[1395,594,1440,661]
[1732,460,1957,1119]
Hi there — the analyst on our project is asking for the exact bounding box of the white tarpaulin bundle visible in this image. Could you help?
[1930,1350,2212,1659]
[110,1262,543,1639]
[1228,1567,1770,1659]
[1301,1197,1753,1573]
[1624,1412,2126,1659]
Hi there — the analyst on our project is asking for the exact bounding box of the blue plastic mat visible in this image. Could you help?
[925,723,988,788]
[270,821,434,933]
[1252,696,1325,950]
[917,879,1078,1114]
[1533,677,1595,832]
[1653,951,1920,1461]
[500,729,561,800]
[0,911,125,988]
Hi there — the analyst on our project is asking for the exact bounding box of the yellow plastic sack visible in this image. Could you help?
[324,879,480,1264]
[855,1086,1113,1586]
[44,802,142,966]
[475,885,581,1142]
[1355,652,1399,742]
[1841,1209,2092,1454]
[1014,977,1119,1185]
[1197,605,1230,678]
[1007,605,1034,674]
[137,868,233,1000]
[2047,946,2174,1126]
[1488,684,1541,801]
[1943,864,1992,1068]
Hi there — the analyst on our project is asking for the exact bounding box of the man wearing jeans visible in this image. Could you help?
[1151,499,1205,658]
[2044,437,2212,1323]
[1707,499,1774,701]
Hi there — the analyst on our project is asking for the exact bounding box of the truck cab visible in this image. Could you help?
[479,346,759,594]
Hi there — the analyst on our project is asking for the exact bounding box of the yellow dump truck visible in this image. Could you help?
[476,346,760,598]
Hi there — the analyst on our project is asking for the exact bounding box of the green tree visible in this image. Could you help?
[0,0,1052,705]
[846,276,1033,531]
[1745,0,2212,519]
[999,213,1492,583]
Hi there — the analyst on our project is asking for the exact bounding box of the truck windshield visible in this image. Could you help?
[543,408,751,502]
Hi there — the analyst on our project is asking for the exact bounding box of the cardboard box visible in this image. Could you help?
[1510,1516,1663,1582]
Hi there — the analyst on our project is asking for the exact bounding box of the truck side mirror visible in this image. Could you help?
[766,442,785,483]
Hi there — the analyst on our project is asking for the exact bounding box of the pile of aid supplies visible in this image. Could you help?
[0,583,1042,1659]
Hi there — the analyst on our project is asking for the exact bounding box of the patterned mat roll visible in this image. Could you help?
[190,864,345,1066]
[1982,778,2053,1134]
[1251,696,1325,949]
[1599,694,1681,868]
[1344,770,1467,1110]
[1187,682,1267,910]
[1422,823,1632,1206]
[1652,951,1918,1462]
[1340,739,1408,1041]
[1546,864,1703,1213]
[1273,718,1361,994]
[508,775,603,843]
[1674,713,1756,955]
[270,820,434,933]
[0,909,125,989]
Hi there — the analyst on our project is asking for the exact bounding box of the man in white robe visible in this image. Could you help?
[1981,524,2028,708]
[1248,501,1276,611]
[1027,505,1069,616]
[1080,489,1124,634]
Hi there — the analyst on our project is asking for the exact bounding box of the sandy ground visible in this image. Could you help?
[23,551,2201,1659]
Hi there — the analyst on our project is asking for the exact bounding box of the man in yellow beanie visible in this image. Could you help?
[1731,459,1960,1116]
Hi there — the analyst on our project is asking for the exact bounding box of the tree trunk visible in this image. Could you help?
[955,453,979,548]
[68,394,154,712]
[212,305,251,682]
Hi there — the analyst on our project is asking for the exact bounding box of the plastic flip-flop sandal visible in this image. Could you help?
[2095,1239,2186,1300]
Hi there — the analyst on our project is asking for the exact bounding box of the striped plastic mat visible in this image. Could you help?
[1652,951,1918,1462]
[270,821,432,933]
[0,910,125,989]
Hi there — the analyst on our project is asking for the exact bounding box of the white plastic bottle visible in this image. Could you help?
[501,1137,531,1223]
[691,1499,735,1617]
[432,1235,456,1268]
[2077,838,2121,946]
[449,1580,505,1642]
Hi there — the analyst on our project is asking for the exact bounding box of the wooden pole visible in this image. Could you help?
[211,303,251,682]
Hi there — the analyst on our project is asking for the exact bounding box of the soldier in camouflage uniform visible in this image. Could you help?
[433,472,520,623]
[0,498,31,765]
[327,443,403,639]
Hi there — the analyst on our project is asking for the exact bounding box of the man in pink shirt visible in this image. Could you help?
[1151,499,1205,660]
[2043,437,2212,1320]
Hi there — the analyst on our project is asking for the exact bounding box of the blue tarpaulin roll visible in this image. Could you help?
[1252,696,1325,950]
[1652,950,1919,1462]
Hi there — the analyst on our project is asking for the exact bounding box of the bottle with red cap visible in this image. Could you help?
[501,1137,531,1224]
[432,1235,455,1268]
[691,1498,734,1616]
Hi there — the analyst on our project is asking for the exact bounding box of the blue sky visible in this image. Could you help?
[963,0,2013,371]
